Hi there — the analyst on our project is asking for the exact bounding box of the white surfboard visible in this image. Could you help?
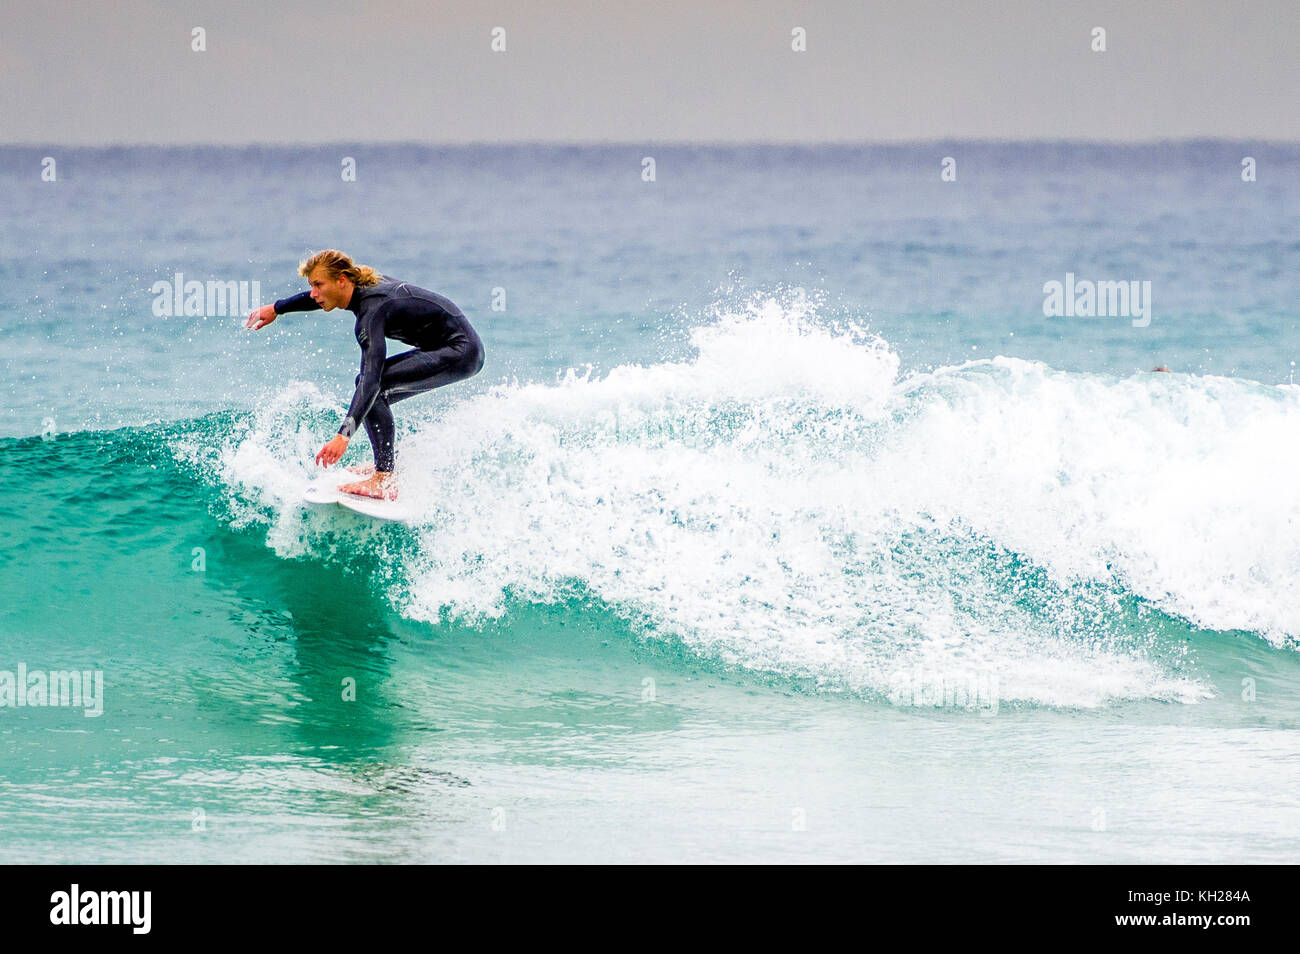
[303,471,416,523]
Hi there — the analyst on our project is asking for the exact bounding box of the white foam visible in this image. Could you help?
[193,296,1300,707]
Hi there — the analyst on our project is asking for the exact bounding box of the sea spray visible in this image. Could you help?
[192,298,1300,708]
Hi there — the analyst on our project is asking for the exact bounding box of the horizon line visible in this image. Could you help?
[3,136,1298,149]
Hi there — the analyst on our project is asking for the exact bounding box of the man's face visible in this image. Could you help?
[307,268,350,310]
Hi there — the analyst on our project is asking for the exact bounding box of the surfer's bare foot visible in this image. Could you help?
[339,472,397,500]
[346,463,377,476]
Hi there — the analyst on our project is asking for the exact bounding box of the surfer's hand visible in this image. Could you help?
[245,305,277,330]
[316,434,349,467]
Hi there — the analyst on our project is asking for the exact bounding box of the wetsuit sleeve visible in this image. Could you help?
[339,310,388,439]
[273,291,320,314]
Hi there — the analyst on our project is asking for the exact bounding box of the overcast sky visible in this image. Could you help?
[3,0,1297,144]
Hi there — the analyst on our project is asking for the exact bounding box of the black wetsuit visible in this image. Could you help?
[274,277,484,472]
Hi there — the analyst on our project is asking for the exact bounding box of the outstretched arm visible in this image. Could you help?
[274,291,321,315]
[246,291,321,330]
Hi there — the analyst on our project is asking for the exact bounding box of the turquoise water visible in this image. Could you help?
[2,144,1299,862]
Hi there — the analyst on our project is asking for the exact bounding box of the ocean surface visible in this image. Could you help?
[1,142,1298,863]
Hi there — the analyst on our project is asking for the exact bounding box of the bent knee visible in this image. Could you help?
[455,340,484,378]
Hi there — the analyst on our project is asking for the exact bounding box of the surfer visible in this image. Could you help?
[245,250,484,500]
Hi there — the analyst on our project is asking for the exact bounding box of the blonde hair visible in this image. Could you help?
[297,249,382,286]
